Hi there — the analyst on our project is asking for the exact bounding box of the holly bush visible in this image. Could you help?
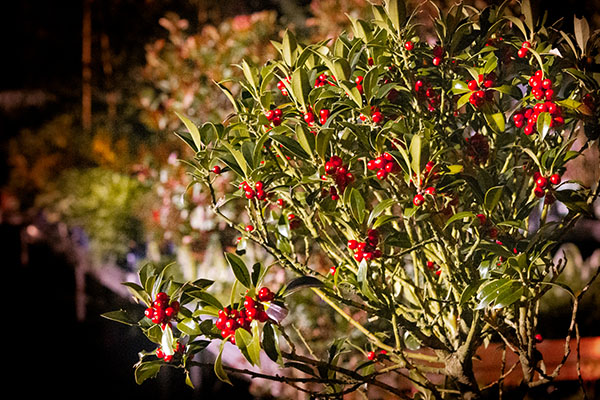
[105,1,600,399]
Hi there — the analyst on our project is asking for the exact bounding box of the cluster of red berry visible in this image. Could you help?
[432,45,444,66]
[314,73,335,88]
[144,292,180,328]
[156,341,185,363]
[513,101,564,135]
[467,72,496,108]
[517,41,532,58]
[277,76,291,96]
[414,79,440,112]
[532,171,561,200]
[412,186,436,207]
[322,155,354,201]
[216,288,275,344]
[355,75,364,94]
[265,108,283,126]
[348,229,383,262]
[239,180,270,201]
[303,106,330,126]
[367,349,388,361]
[426,260,441,276]
[528,70,555,101]
[367,152,399,180]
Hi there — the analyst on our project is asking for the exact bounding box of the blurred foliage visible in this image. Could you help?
[36,167,147,266]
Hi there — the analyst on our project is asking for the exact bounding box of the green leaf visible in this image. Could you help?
[574,16,590,54]
[296,124,315,159]
[315,128,334,160]
[409,134,422,176]
[222,142,248,177]
[444,211,476,230]
[101,310,138,326]
[134,361,162,385]
[225,252,252,289]
[484,186,503,213]
[348,187,366,224]
[484,112,505,133]
[282,30,297,67]
[175,112,202,152]
[282,276,324,296]
[263,323,283,364]
[178,318,202,336]
[521,0,534,33]
[123,282,151,306]
[457,92,472,109]
[451,80,470,94]
[460,280,483,306]
[240,59,259,92]
[291,68,310,109]
[214,340,233,385]
[161,324,175,356]
[270,134,310,160]
[386,0,406,35]
[367,198,396,226]
[188,290,224,310]
[476,278,512,309]
[536,111,552,139]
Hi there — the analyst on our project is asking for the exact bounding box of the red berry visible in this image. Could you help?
[245,225,254,232]
[258,287,274,302]
[550,174,561,185]
[376,169,388,180]
[144,307,155,318]
[245,307,258,320]
[367,351,376,360]
[476,213,487,225]
[372,111,383,124]
[320,108,330,119]
[156,348,165,359]
[414,80,424,92]
[517,48,528,58]
[468,80,478,91]
[535,176,548,189]
[404,41,414,51]
[303,112,314,125]
[534,333,543,343]
[212,165,222,174]
[413,194,425,207]
[348,239,358,250]
[424,187,436,195]
[164,307,176,318]
[329,266,336,275]
[534,187,545,198]
[522,41,531,49]
[541,79,552,90]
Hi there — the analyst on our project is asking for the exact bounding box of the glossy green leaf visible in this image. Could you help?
[214,340,233,385]
[484,186,503,213]
[134,361,162,385]
[225,252,252,289]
